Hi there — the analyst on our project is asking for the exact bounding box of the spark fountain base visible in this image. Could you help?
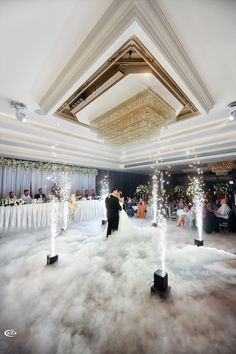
[151,269,171,298]
[194,239,204,247]
[47,254,58,265]
[102,219,107,225]
[152,222,157,227]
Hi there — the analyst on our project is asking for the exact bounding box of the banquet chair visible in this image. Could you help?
[219,211,232,233]
[168,206,177,221]
[185,211,195,229]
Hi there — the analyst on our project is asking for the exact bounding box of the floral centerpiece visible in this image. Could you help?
[186,185,195,197]
[136,184,149,196]
[0,198,26,207]
[174,185,185,196]
[214,184,232,196]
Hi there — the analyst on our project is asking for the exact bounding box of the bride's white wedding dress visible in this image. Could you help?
[117,201,132,234]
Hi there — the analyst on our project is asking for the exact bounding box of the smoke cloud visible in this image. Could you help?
[0,220,236,354]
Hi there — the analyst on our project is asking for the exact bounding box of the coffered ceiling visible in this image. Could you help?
[0,0,235,173]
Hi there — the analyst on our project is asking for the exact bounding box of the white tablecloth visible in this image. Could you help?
[0,200,105,231]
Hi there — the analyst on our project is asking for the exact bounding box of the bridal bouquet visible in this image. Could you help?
[136,184,148,195]
[0,198,26,207]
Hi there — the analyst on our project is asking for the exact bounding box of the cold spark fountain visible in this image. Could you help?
[60,172,71,232]
[152,174,158,227]
[47,195,60,265]
[151,170,170,296]
[46,173,60,265]
[100,174,109,225]
[190,177,204,247]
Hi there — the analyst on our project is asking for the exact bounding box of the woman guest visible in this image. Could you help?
[202,200,209,219]
[176,206,189,227]
[84,190,89,199]
[76,190,82,199]
[177,198,184,209]
[91,189,96,199]
[135,198,147,219]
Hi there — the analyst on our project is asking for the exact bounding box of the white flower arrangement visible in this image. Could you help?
[187,177,205,199]
[214,184,231,196]
[0,198,26,207]
[186,185,195,197]
[0,157,97,175]
[136,184,149,195]
[174,185,185,195]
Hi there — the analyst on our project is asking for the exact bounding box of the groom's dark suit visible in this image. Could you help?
[105,195,122,237]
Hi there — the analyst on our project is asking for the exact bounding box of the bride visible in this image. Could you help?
[116,191,133,234]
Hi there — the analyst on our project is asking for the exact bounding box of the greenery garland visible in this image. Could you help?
[0,157,97,175]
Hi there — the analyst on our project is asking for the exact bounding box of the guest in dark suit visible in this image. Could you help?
[34,188,46,201]
[105,188,122,237]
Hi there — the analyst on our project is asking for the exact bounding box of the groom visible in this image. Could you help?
[105,188,122,237]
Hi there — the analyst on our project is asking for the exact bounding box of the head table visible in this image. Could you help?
[0,200,105,231]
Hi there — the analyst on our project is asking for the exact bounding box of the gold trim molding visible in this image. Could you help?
[55,37,199,124]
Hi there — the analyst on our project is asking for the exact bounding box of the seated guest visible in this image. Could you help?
[176,198,186,222]
[125,197,135,217]
[84,190,89,199]
[203,212,219,234]
[135,198,147,219]
[177,206,189,227]
[76,190,82,199]
[202,200,209,219]
[91,189,96,199]
[177,198,185,210]
[51,183,60,198]
[204,197,231,234]
[21,189,32,204]
[8,191,16,199]
[214,197,231,223]
[34,188,46,201]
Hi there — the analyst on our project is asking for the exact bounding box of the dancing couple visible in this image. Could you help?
[105,188,131,237]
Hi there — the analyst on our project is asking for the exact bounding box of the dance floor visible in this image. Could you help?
[1,219,236,354]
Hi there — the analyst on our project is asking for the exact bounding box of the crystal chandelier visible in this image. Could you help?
[90,88,176,145]
[208,161,235,176]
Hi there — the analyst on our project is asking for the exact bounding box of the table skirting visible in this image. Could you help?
[0,200,105,231]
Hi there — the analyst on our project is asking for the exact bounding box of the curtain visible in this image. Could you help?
[0,166,96,199]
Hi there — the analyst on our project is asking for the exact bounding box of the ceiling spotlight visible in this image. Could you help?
[10,100,27,122]
[35,108,46,116]
[228,101,236,121]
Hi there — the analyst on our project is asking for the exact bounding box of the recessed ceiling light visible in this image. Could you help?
[35,109,46,116]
